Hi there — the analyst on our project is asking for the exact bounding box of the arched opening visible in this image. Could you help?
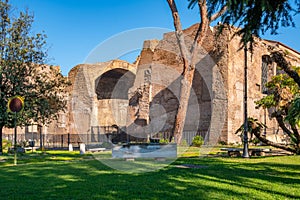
[95,68,135,100]
[95,68,135,128]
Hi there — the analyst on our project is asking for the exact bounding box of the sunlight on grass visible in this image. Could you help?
[57,174,83,182]
[0,150,299,199]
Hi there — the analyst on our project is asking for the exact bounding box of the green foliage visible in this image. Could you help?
[180,139,188,147]
[255,94,276,109]
[255,67,299,113]
[2,139,12,150]
[266,72,299,92]
[189,0,299,49]
[0,0,70,153]
[25,66,70,125]
[250,137,261,146]
[159,138,169,144]
[0,0,70,125]
[256,69,300,110]
[218,140,227,145]
[285,96,300,127]
[254,68,300,153]
[254,67,300,130]
[235,117,266,143]
[156,136,175,144]
[192,135,204,147]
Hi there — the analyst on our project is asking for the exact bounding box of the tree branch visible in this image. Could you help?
[167,0,192,144]
[275,112,294,137]
[166,0,190,74]
[271,51,300,87]
[190,0,209,65]
[253,130,297,154]
[209,5,227,22]
[291,125,300,147]
[197,0,209,46]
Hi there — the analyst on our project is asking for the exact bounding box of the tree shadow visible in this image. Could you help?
[0,154,299,199]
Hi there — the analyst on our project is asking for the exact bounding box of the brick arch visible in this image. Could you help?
[95,68,135,100]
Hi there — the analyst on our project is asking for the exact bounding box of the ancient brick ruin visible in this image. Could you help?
[5,24,300,146]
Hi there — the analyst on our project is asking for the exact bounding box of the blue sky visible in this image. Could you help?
[10,0,300,76]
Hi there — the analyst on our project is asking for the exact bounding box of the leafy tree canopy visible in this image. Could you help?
[255,67,300,154]
[188,0,300,47]
[0,0,70,153]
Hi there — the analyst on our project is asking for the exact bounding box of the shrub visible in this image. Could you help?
[218,140,227,145]
[250,137,261,146]
[192,135,204,147]
[159,138,169,144]
[2,139,12,150]
[100,141,113,149]
[18,140,28,148]
[179,139,188,147]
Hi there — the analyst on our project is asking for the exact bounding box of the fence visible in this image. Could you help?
[3,133,81,149]
[151,131,207,145]
[3,130,208,149]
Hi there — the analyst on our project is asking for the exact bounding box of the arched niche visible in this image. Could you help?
[95,68,135,100]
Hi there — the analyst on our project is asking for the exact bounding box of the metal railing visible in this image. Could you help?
[3,130,208,149]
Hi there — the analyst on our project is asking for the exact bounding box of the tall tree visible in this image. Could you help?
[0,0,69,153]
[166,0,226,144]
[27,65,69,149]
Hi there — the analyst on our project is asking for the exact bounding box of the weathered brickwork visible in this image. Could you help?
[127,24,300,144]
[4,24,300,146]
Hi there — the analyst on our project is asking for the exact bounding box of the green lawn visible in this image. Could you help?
[0,150,299,200]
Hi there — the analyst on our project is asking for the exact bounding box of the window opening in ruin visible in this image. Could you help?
[261,55,271,94]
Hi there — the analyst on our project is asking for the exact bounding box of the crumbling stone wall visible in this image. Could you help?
[219,26,300,144]
[40,24,300,145]
[68,60,136,139]
[127,24,227,143]
[127,24,300,144]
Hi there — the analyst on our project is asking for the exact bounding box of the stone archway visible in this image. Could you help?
[69,60,136,138]
[95,68,135,100]
[95,68,135,127]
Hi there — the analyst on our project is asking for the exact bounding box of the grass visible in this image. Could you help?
[0,149,299,199]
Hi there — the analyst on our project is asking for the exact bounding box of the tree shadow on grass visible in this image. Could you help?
[0,155,299,199]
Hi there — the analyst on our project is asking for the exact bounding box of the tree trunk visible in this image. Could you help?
[167,0,191,144]
[275,113,300,147]
[271,51,300,87]
[291,126,300,145]
[253,131,298,154]
[38,125,43,149]
[275,113,300,154]
[173,65,196,143]
[275,113,294,137]
[167,0,209,144]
